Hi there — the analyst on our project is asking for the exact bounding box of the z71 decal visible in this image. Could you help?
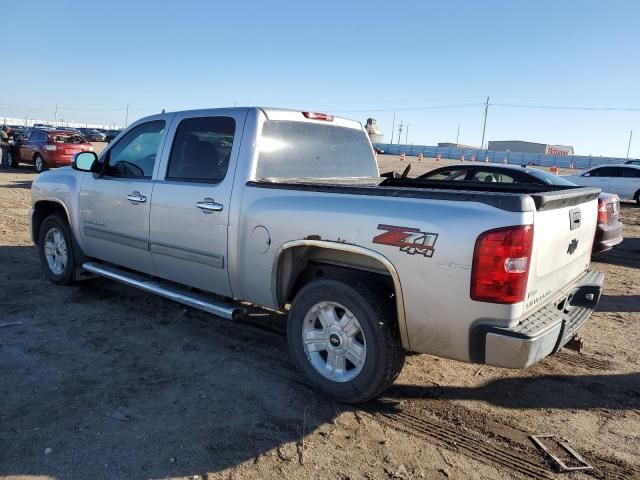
[372,224,439,258]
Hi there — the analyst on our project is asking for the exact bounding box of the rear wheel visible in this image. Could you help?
[634,189,640,205]
[34,154,47,173]
[287,278,405,403]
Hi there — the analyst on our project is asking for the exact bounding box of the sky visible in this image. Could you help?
[3,0,640,157]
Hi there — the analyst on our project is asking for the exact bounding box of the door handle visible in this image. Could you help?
[196,197,223,213]
[126,191,147,203]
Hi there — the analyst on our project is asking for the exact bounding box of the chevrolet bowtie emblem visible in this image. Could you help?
[567,238,579,255]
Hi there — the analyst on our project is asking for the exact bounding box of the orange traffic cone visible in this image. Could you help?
[436,153,441,161]
[400,152,405,161]
[470,155,476,162]
[484,155,489,163]
[418,152,423,161]
[460,154,465,162]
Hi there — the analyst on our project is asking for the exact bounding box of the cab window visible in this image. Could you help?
[166,116,236,183]
[104,120,165,179]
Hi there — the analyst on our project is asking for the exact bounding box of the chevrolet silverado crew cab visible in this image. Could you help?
[30,107,604,403]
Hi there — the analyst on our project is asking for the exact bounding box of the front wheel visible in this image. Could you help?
[37,213,77,285]
[287,278,405,403]
[634,189,640,205]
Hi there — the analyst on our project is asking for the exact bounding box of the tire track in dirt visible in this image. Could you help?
[65,279,640,479]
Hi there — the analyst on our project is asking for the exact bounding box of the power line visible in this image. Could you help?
[492,103,640,112]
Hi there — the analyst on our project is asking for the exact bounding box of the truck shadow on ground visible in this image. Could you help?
[598,294,640,312]
[384,372,640,410]
[0,178,33,189]
[1,245,638,479]
[592,237,640,269]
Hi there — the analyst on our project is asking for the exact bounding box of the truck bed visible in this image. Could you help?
[247,178,600,212]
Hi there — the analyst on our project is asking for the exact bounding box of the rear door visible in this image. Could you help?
[78,118,168,275]
[149,110,247,297]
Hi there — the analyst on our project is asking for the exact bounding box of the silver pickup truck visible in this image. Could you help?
[30,107,604,403]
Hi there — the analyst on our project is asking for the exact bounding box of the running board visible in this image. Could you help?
[82,262,244,320]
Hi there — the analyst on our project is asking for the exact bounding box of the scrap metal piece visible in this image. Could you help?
[564,335,584,353]
[530,434,593,472]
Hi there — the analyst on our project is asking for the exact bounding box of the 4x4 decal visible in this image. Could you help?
[372,224,439,258]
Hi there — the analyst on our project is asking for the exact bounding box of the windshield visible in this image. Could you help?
[256,120,378,179]
[525,168,577,186]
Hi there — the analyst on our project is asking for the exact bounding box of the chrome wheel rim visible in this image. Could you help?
[44,227,68,275]
[35,157,43,172]
[301,301,366,383]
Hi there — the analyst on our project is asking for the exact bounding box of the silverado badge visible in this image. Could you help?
[373,224,438,258]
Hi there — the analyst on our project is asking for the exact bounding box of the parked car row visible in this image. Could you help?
[412,163,626,254]
[5,127,94,172]
[2,125,122,172]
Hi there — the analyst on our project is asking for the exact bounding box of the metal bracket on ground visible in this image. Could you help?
[530,434,593,472]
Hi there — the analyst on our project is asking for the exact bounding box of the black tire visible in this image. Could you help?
[287,277,406,404]
[634,189,640,205]
[34,154,47,173]
[37,213,77,285]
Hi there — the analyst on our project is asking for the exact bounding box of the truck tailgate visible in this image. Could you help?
[524,188,600,315]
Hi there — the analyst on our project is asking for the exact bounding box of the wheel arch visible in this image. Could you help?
[32,199,71,245]
[273,240,410,349]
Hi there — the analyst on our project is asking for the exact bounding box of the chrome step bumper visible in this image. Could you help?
[82,262,244,320]
[471,269,604,368]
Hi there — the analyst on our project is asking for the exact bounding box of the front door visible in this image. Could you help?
[78,118,168,275]
[149,111,246,297]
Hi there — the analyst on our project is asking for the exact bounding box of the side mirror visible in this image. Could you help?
[72,151,99,173]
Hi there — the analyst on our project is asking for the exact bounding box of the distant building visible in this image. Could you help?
[437,142,480,149]
[488,140,574,156]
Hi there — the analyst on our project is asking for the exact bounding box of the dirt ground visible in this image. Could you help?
[1,157,639,480]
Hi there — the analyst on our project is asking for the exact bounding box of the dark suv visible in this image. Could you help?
[10,128,93,172]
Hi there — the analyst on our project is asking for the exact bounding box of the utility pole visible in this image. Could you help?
[405,124,410,144]
[480,96,489,149]
[397,120,403,144]
[627,130,633,158]
[54,104,58,122]
[456,124,460,145]
[390,111,396,145]
[125,104,130,127]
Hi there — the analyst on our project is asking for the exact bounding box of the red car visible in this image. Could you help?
[9,128,93,173]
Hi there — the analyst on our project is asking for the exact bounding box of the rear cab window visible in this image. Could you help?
[256,121,377,180]
[166,116,236,183]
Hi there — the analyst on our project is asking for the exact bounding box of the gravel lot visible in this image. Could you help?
[1,156,639,480]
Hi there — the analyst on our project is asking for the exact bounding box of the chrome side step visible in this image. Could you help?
[82,262,244,320]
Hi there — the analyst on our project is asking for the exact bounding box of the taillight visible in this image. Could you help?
[302,111,334,121]
[597,200,608,225]
[471,225,534,304]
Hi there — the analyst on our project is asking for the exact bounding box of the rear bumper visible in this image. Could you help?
[47,153,74,167]
[471,270,604,368]
[593,220,623,253]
